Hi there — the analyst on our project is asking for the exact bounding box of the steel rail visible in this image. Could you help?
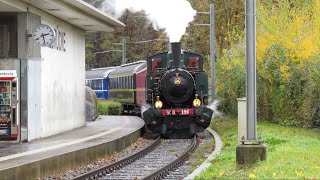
[71,137,161,180]
[143,136,198,180]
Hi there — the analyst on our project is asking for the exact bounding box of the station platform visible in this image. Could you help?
[0,116,144,180]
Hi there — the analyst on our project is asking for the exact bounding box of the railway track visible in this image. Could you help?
[72,136,198,180]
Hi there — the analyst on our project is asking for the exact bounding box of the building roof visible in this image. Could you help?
[85,67,115,80]
[0,0,124,32]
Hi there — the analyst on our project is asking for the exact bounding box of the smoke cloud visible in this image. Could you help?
[103,0,196,42]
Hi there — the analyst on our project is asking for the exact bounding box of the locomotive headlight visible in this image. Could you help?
[155,96,163,108]
[193,98,201,107]
[193,94,201,107]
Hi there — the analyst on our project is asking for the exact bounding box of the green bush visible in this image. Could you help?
[257,45,320,127]
[98,100,123,115]
[216,43,320,128]
[215,42,246,116]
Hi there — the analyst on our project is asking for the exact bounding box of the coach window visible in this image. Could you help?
[121,77,125,89]
[118,77,120,89]
[123,76,125,89]
[91,80,95,89]
[97,80,102,90]
[93,80,97,89]
[0,13,17,58]
[87,80,90,87]
[128,76,131,89]
[115,78,117,89]
[117,77,120,89]
[123,77,125,89]
[128,76,130,89]
[127,76,129,89]
[111,78,114,89]
[126,76,128,89]
[123,76,126,89]
[94,80,98,90]
[110,79,113,89]
[120,77,122,89]
[89,80,93,89]
[124,76,126,89]
[126,76,129,89]
[111,79,115,89]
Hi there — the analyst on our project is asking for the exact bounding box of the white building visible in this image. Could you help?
[0,0,124,141]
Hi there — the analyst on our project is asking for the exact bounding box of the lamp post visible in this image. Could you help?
[112,38,126,65]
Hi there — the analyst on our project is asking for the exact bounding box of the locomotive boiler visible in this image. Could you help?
[143,42,213,138]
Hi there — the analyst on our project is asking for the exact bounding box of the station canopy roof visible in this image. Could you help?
[0,0,124,32]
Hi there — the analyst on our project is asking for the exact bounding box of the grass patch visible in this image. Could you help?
[195,118,320,179]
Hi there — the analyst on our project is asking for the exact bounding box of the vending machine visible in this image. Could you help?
[0,70,19,140]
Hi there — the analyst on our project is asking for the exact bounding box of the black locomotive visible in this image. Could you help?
[143,42,213,138]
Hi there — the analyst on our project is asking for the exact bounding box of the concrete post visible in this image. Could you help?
[246,0,257,141]
[236,0,267,165]
[122,38,126,65]
[210,4,215,102]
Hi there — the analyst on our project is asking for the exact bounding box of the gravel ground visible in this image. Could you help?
[163,130,215,179]
[44,137,153,180]
[44,131,214,180]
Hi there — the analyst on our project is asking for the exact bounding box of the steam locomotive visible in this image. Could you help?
[85,42,213,138]
[143,42,213,138]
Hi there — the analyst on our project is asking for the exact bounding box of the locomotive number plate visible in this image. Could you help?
[162,108,194,116]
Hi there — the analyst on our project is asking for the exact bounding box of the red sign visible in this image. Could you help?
[162,108,194,116]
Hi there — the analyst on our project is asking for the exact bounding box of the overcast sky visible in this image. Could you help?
[106,0,196,42]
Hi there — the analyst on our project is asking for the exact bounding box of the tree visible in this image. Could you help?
[182,0,245,57]
[84,8,168,69]
[113,9,168,63]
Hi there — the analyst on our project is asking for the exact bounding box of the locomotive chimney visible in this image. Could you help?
[171,42,181,68]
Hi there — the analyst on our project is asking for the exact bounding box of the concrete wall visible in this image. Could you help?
[27,60,41,140]
[1,2,88,140]
[39,18,85,137]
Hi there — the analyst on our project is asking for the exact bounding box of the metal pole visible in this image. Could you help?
[246,0,257,141]
[210,4,215,102]
[122,38,126,65]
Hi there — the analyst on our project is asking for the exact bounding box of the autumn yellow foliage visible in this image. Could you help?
[257,0,320,63]
[216,0,320,127]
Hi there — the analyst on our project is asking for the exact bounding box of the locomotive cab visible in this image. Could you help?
[143,42,213,138]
